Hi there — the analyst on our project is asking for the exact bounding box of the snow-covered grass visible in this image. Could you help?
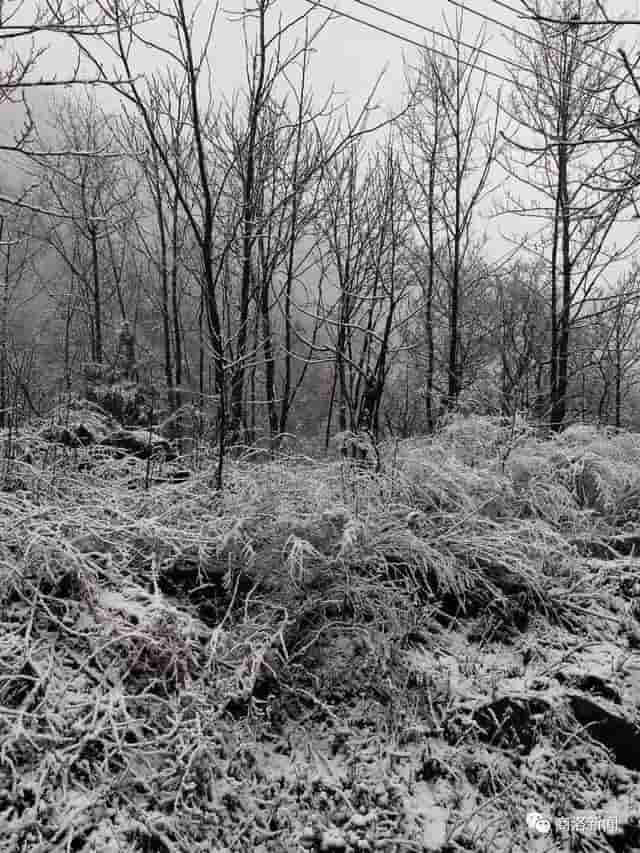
[0,415,638,852]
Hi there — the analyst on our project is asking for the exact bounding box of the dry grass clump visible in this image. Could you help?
[506,445,582,529]
[490,423,640,531]
[540,426,640,527]
[436,412,535,466]
[386,440,514,518]
[0,418,621,641]
[11,421,613,612]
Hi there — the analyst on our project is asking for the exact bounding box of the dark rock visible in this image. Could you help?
[158,557,216,597]
[605,815,640,853]
[40,400,175,461]
[604,533,640,557]
[87,380,149,426]
[40,401,115,447]
[626,624,640,649]
[100,428,175,460]
[76,422,100,446]
[568,693,640,771]
[575,674,621,705]
[553,670,622,704]
[158,405,212,441]
[40,424,78,446]
[472,695,551,753]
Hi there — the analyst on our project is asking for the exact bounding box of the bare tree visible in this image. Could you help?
[437,16,500,408]
[493,261,547,415]
[57,0,239,485]
[122,84,193,416]
[317,135,411,449]
[0,209,39,427]
[400,49,446,431]
[502,0,634,430]
[400,17,500,414]
[32,94,137,367]
[587,270,640,428]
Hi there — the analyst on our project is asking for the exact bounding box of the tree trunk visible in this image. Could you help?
[0,217,8,430]
[260,273,278,442]
[229,2,268,444]
[447,48,464,408]
[156,186,175,412]
[551,138,571,432]
[170,189,182,412]
[425,141,436,432]
[89,225,103,364]
[615,321,622,429]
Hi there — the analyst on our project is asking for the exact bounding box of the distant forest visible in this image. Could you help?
[3,0,640,454]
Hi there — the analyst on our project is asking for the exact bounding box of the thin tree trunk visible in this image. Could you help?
[230,1,267,443]
[615,322,622,429]
[64,291,73,392]
[0,219,8,429]
[425,131,437,432]
[198,290,205,408]
[278,37,308,436]
[549,183,560,422]
[325,365,337,452]
[260,274,278,441]
[447,52,463,407]
[552,137,571,432]
[89,225,103,364]
[170,188,182,412]
[156,182,175,412]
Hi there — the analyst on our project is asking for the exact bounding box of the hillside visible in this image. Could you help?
[1,415,639,853]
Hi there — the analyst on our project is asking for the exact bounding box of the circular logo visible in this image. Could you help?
[526,812,552,835]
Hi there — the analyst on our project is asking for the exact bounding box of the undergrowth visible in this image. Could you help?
[0,415,638,852]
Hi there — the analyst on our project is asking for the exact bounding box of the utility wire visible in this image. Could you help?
[518,0,640,28]
[305,0,630,113]
[489,0,626,60]
[346,0,625,85]
[303,0,547,96]
[450,0,628,86]
[304,0,639,145]
[404,0,639,135]
[347,0,534,80]
[484,0,640,136]
[350,0,630,110]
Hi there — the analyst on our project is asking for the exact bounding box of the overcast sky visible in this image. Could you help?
[15,0,639,118]
[5,0,638,146]
[5,0,640,263]
[215,0,640,112]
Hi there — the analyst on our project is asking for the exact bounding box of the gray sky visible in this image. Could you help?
[10,0,640,129]
[5,0,640,264]
[211,0,640,112]
[189,0,491,117]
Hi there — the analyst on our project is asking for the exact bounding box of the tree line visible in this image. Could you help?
[2,0,640,480]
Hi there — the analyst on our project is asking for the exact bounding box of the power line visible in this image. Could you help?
[350,0,628,112]
[450,0,629,86]
[484,0,640,138]
[347,0,534,81]
[405,0,636,130]
[304,0,626,110]
[488,0,625,61]
[348,0,624,82]
[302,0,546,96]
[517,0,640,28]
